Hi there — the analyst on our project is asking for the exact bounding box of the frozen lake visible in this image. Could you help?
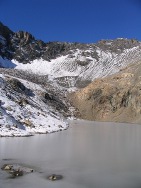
[1,120,141,188]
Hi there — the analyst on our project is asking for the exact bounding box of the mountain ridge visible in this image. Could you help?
[0,21,140,63]
[1,21,141,89]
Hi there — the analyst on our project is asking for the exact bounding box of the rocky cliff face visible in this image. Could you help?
[0,22,13,60]
[70,61,141,124]
[0,22,71,62]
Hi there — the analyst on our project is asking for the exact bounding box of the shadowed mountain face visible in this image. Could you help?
[0,22,13,59]
[70,61,141,124]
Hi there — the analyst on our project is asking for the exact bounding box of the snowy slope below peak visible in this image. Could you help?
[0,74,68,137]
[9,45,141,88]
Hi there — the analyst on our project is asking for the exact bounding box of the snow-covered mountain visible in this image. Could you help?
[1,22,141,89]
[0,71,68,137]
[1,21,141,136]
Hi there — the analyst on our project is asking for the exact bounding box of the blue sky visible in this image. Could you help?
[0,0,141,43]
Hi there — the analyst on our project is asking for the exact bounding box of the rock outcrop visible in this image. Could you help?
[70,60,141,124]
[0,22,13,59]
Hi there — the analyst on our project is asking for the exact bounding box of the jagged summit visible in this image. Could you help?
[0,22,13,39]
[0,21,140,63]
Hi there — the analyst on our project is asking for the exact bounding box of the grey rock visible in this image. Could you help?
[48,174,63,181]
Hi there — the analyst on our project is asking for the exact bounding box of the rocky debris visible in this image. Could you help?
[9,169,24,178]
[69,60,141,124]
[42,91,69,117]
[18,98,28,106]
[48,174,63,181]
[5,77,34,96]
[54,76,79,88]
[97,38,140,54]
[0,68,49,86]
[1,163,63,181]
[23,119,33,127]
[5,106,12,111]
[1,164,13,170]
[76,60,89,66]
[1,164,34,178]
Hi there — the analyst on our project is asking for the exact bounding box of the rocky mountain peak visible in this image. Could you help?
[0,22,13,40]
[14,31,35,44]
[1,21,141,65]
[97,38,140,53]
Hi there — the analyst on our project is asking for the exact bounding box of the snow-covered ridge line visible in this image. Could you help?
[0,74,68,137]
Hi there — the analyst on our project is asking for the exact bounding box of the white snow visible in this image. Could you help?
[0,74,68,137]
[9,46,141,83]
[0,45,140,85]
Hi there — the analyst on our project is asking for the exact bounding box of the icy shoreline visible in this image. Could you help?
[0,124,69,137]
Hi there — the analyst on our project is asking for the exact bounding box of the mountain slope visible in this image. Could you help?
[0,71,68,137]
[1,22,141,89]
[69,60,141,124]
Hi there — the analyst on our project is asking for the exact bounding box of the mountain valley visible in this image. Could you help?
[1,21,141,136]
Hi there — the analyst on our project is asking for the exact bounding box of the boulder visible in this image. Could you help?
[48,174,63,181]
